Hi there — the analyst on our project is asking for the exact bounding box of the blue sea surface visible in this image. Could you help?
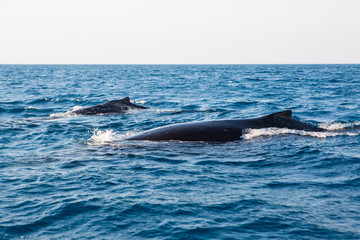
[0,64,360,239]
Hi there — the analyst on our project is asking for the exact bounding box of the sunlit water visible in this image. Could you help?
[1,65,359,239]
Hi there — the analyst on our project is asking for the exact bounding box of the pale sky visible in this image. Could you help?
[0,0,359,64]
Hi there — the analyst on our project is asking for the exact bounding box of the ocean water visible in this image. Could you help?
[0,64,359,239]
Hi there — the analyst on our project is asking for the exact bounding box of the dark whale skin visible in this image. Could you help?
[126,110,325,142]
[71,97,147,115]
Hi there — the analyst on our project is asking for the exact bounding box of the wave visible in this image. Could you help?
[3,199,101,237]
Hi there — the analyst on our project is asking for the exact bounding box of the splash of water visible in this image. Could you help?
[87,129,140,146]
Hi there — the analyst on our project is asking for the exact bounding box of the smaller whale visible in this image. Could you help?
[126,110,325,142]
[71,97,147,115]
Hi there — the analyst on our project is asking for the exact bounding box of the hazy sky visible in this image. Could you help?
[1,0,359,64]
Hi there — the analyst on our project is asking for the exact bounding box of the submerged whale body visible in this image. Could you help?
[126,110,325,142]
[71,97,147,115]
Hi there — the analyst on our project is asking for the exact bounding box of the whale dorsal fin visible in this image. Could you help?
[121,97,131,103]
[266,110,292,119]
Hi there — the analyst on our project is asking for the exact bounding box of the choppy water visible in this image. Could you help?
[1,64,360,239]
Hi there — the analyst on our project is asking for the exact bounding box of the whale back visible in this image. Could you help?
[265,110,293,119]
[71,96,147,115]
[126,110,325,142]
[263,110,323,131]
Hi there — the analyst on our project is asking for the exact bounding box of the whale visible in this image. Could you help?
[70,97,147,115]
[126,110,325,142]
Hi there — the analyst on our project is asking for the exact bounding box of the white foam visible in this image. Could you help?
[155,108,216,114]
[87,129,138,146]
[71,106,84,111]
[25,106,38,109]
[50,110,79,117]
[200,107,216,112]
[49,106,83,117]
[155,109,176,113]
[136,100,147,105]
[49,112,67,117]
[89,129,121,144]
[125,108,143,114]
[319,121,360,131]
[242,127,359,140]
